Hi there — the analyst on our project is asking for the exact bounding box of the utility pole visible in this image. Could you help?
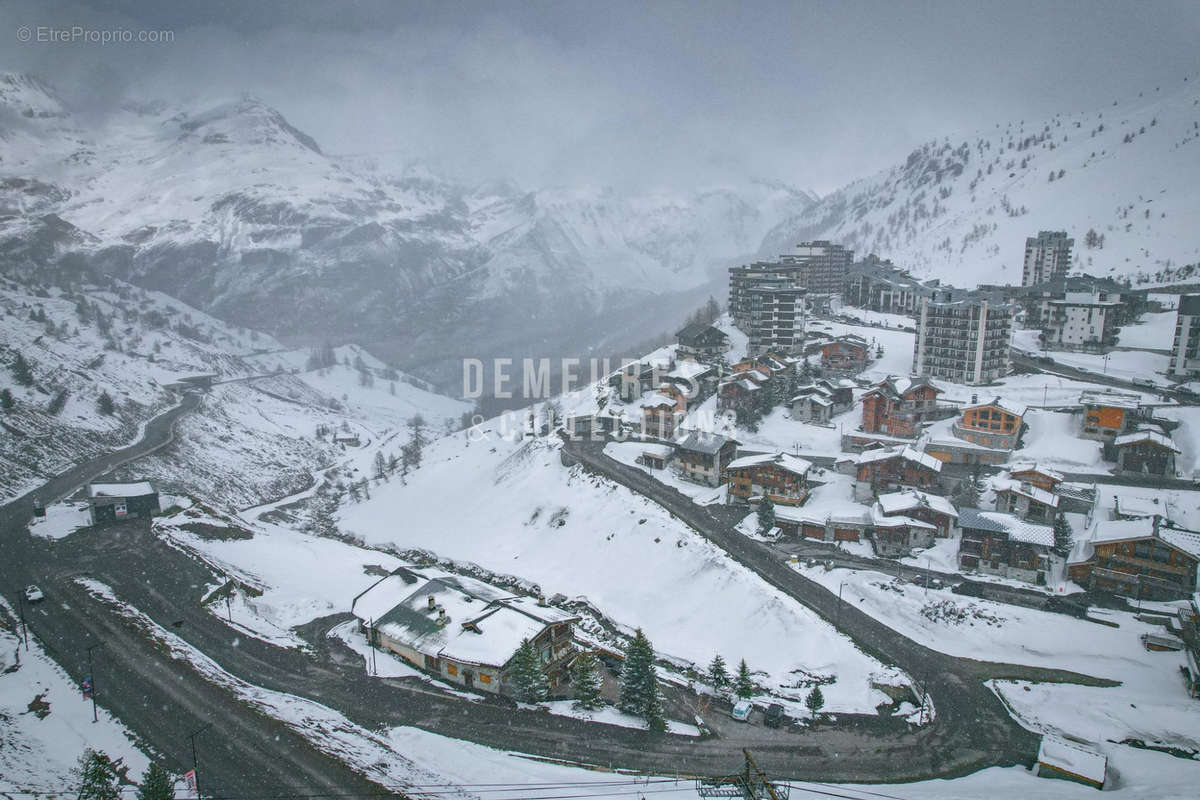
[188,722,211,800]
[836,581,846,626]
[925,557,931,595]
[696,749,786,800]
[85,643,103,723]
[368,618,378,676]
[16,591,29,651]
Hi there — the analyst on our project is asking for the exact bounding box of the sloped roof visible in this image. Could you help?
[1037,736,1107,787]
[675,429,734,454]
[965,397,1028,418]
[1113,430,1179,451]
[876,488,958,519]
[858,445,943,473]
[676,323,727,345]
[870,505,937,530]
[88,481,155,498]
[1079,390,1141,410]
[352,569,577,670]
[958,508,1053,547]
[1007,462,1065,484]
[992,478,1060,508]
[726,452,812,477]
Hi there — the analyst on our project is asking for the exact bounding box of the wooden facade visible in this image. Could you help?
[860,378,942,438]
[953,400,1024,450]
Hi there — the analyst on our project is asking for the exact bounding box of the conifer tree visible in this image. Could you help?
[97,390,115,416]
[570,650,604,710]
[11,352,33,386]
[642,676,668,733]
[1052,514,1074,558]
[510,639,550,703]
[1,388,14,410]
[373,450,388,481]
[734,659,755,699]
[136,763,173,800]
[805,685,825,720]
[757,496,776,537]
[706,654,730,691]
[618,628,665,731]
[74,749,121,800]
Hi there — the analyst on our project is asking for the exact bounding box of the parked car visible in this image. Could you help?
[764,703,787,728]
[25,585,44,603]
[730,699,753,722]
[1133,377,1156,389]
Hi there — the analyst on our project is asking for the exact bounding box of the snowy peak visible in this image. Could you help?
[0,72,68,119]
[169,97,323,155]
[761,77,1200,286]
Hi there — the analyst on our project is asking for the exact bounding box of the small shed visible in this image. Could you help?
[1036,735,1106,790]
[86,481,160,525]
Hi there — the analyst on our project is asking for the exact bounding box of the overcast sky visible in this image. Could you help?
[6,0,1200,194]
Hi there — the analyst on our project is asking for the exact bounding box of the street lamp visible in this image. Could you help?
[85,643,103,723]
[188,722,212,800]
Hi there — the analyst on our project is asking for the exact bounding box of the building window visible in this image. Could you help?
[479,673,491,684]
[446,663,458,676]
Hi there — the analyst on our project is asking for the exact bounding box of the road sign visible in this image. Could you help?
[81,676,93,699]
[183,769,198,798]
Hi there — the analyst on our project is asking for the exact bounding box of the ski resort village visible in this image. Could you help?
[4,20,1200,799]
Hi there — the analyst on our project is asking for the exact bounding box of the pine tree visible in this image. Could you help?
[303,489,339,537]
[643,677,668,733]
[805,685,825,720]
[47,388,69,415]
[1052,514,1073,558]
[11,352,33,386]
[510,639,550,703]
[136,763,173,800]
[734,659,754,699]
[757,496,775,537]
[570,650,604,710]
[706,654,730,691]
[617,627,666,730]
[1,388,14,410]
[373,450,388,481]
[74,749,121,800]
[97,391,115,416]
[954,469,981,510]
[406,415,427,468]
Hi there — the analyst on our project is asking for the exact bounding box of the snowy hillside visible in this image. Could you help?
[761,75,1200,286]
[0,72,815,383]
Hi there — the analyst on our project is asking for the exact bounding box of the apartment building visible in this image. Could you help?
[912,293,1013,385]
[1022,231,1074,287]
[1167,294,1200,379]
[1039,292,1122,353]
[842,258,932,315]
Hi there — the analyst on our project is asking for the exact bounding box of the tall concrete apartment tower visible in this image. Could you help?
[1168,294,1200,379]
[1022,231,1074,287]
[913,292,1013,385]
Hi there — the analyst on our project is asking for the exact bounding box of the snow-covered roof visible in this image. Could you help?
[1113,430,1178,451]
[958,508,1053,547]
[666,360,713,382]
[1037,736,1107,787]
[1079,390,1141,410]
[352,569,578,670]
[675,429,734,455]
[876,489,958,519]
[726,452,812,478]
[992,479,1060,508]
[774,505,870,526]
[641,393,677,409]
[1066,538,1095,565]
[1160,528,1200,560]
[964,396,1028,418]
[1089,517,1156,544]
[88,481,155,498]
[640,444,674,458]
[870,505,937,530]
[1007,462,1064,484]
[858,446,943,473]
[1114,493,1169,520]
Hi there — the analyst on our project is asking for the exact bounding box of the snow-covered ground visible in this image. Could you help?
[0,601,150,789]
[339,430,910,712]
[1118,310,1178,351]
[1011,409,1109,473]
[27,502,91,540]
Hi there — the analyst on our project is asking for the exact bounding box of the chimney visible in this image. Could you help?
[436,606,449,626]
[537,593,547,607]
[970,393,978,405]
[427,595,436,611]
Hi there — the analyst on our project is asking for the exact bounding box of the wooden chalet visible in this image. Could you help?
[1067,517,1200,600]
[992,479,1060,523]
[820,334,871,372]
[952,397,1026,450]
[1113,430,1179,477]
[854,445,943,501]
[674,429,738,487]
[725,452,812,506]
[1079,390,1147,442]
[675,323,729,362]
[958,508,1053,585]
[1007,462,1064,492]
[860,376,943,438]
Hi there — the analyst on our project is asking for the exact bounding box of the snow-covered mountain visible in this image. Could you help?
[761,76,1200,287]
[0,72,816,385]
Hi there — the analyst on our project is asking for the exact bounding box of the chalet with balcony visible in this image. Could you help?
[611,356,673,402]
[674,429,738,487]
[820,334,871,373]
[952,397,1026,450]
[641,385,686,439]
[1066,517,1200,600]
[860,376,943,438]
[993,479,1060,523]
[870,489,959,557]
[1007,462,1064,493]
[675,323,729,362]
[717,374,762,413]
[351,568,579,695]
[854,445,943,501]
[774,506,871,544]
[1113,430,1179,477]
[725,452,812,506]
[958,508,1054,585]
[1079,390,1147,442]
